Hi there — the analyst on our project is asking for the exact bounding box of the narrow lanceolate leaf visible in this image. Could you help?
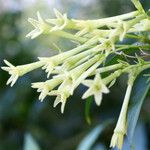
[127,68,150,145]
[85,97,92,124]
[77,120,112,150]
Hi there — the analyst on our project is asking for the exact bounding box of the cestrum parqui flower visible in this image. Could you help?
[46,8,68,32]
[1,60,44,87]
[48,78,73,113]
[1,60,19,87]
[73,20,93,37]
[38,57,56,78]
[26,11,49,39]
[110,83,133,150]
[31,77,62,101]
[82,73,109,106]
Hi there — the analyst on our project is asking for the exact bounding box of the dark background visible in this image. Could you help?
[0,0,150,150]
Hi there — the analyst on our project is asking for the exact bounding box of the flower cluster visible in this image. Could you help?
[1,0,150,149]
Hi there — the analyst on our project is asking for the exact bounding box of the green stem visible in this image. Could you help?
[47,30,88,43]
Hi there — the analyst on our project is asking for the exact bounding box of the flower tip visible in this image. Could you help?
[61,101,66,114]
[104,87,110,94]
[4,59,8,64]
[26,32,32,39]
[61,108,64,114]
[53,8,60,16]
[37,11,42,21]
[31,83,37,88]
[1,66,8,71]
[47,73,51,78]
[81,93,87,100]
[6,75,18,87]
[53,97,60,107]
[110,132,124,150]
[4,59,13,67]
[39,93,45,102]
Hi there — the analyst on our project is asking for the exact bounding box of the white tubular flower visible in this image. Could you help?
[115,20,127,42]
[1,60,19,87]
[70,54,102,83]
[62,48,97,71]
[38,36,100,77]
[48,77,73,113]
[38,57,55,78]
[108,20,127,42]
[71,59,104,92]
[1,60,44,87]
[110,132,124,150]
[72,20,92,37]
[110,83,133,150]
[82,73,109,106]
[31,78,62,101]
[133,19,150,31]
[49,89,70,113]
[46,8,68,32]
[26,11,49,39]
[39,55,73,78]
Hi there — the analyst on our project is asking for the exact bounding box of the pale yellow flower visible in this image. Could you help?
[48,89,69,113]
[26,11,49,39]
[110,84,133,150]
[110,130,125,150]
[48,78,73,113]
[38,57,55,78]
[46,8,68,32]
[2,60,43,87]
[72,20,92,37]
[1,60,19,87]
[82,73,109,106]
[32,78,62,101]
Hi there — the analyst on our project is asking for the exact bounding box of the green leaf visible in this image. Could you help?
[77,120,112,150]
[23,133,41,150]
[85,97,92,124]
[127,68,150,145]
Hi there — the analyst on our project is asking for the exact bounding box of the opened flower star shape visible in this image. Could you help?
[26,11,49,39]
[48,78,73,113]
[82,73,109,106]
[1,60,19,87]
[46,8,68,32]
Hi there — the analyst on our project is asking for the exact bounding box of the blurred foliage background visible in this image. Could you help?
[0,0,150,150]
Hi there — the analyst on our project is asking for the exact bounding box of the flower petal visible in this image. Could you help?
[4,60,14,67]
[94,93,102,106]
